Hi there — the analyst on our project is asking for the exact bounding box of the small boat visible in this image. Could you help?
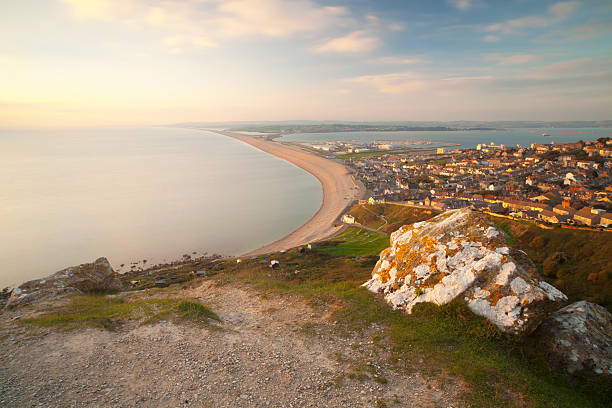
[542,133,551,137]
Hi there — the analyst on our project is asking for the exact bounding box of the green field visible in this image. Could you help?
[319,226,389,256]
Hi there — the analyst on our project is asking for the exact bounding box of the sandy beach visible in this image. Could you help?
[207,130,365,256]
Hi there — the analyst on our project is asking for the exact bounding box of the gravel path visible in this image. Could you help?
[0,282,463,407]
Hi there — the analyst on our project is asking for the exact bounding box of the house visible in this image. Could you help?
[430,199,448,210]
[538,210,566,224]
[531,191,562,205]
[573,208,601,226]
[342,214,356,224]
[553,204,574,216]
[600,213,612,227]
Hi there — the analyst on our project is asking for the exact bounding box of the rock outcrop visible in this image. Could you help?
[534,301,612,377]
[363,208,567,334]
[5,257,123,308]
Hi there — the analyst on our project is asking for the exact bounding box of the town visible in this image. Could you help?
[344,137,612,229]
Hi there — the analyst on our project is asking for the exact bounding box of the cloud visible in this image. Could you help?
[312,30,380,54]
[524,58,599,79]
[484,53,540,65]
[59,0,351,50]
[60,0,134,20]
[448,0,473,10]
[377,57,424,65]
[343,57,611,97]
[485,1,580,35]
[549,1,580,19]
[345,72,426,93]
[482,34,500,42]
[388,23,406,32]
[546,18,612,41]
[216,1,349,38]
[441,75,493,81]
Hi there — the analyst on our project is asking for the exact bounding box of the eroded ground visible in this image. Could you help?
[0,281,463,408]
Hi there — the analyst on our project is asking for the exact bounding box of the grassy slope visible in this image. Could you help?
[348,203,440,233]
[23,294,220,330]
[218,245,610,408]
[320,227,389,256]
[485,215,612,311]
[17,208,611,407]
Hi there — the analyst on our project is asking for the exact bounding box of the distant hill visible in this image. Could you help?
[170,120,612,133]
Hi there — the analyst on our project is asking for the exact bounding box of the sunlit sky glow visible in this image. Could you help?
[1,0,611,127]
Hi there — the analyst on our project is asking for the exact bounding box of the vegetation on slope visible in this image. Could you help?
[15,206,612,407]
[485,215,612,311]
[319,227,389,256]
[216,243,611,408]
[23,293,219,330]
[348,203,440,233]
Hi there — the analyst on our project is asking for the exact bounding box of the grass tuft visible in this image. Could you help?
[22,294,220,331]
[176,300,221,324]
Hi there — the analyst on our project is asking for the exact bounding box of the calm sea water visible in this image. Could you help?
[279,128,612,149]
[0,127,321,288]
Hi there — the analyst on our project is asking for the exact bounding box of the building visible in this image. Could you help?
[573,208,601,226]
[600,213,612,227]
[538,210,566,224]
[342,214,356,224]
[553,204,574,216]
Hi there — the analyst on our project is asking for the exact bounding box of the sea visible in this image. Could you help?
[278,128,612,149]
[0,127,321,288]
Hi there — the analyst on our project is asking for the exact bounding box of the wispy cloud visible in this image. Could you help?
[377,57,424,65]
[484,53,540,65]
[542,18,612,42]
[448,0,473,10]
[345,72,426,94]
[482,34,500,42]
[312,30,380,54]
[484,1,580,36]
[344,55,612,95]
[60,0,352,51]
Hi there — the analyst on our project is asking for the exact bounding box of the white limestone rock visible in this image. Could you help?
[5,257,123,308]
[534,301,612,377]
[362,208,567,334]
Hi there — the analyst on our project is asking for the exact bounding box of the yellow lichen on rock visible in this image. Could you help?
[363,208,568,335]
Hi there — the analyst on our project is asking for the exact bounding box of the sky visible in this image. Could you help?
[1,0,611,127]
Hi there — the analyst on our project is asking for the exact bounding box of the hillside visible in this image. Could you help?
[347,203,439,234]
[348,203,611,312]
[484,215,612,311]
[2,215,610,407]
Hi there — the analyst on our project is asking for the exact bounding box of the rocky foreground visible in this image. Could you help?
[0,281,463,408]
[364,208,611,377]
[2,208,610,406]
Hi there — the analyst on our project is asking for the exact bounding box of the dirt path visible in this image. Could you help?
[205,130,366,256]
[0,282,463,407]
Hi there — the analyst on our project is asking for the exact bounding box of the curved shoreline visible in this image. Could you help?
[204,129,366,256]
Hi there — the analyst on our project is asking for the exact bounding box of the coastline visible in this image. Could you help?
[204,129,366,256]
